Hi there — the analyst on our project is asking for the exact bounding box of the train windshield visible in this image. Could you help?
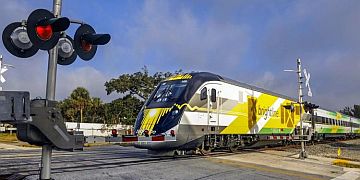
[147,80,188,105]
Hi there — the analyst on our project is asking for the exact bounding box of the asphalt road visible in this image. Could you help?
[0,145,329,180]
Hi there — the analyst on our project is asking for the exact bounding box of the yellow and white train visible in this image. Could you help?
[132,72,360,152]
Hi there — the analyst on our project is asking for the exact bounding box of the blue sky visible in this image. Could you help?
[1,0,360,111]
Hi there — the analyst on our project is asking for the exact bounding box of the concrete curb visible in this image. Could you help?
[333,159,360,168]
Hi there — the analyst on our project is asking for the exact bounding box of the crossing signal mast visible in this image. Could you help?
[0,55,14,91]
[1,0,111,179]
[284,59,319,159]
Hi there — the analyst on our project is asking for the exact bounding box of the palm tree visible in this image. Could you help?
[70,87,92,123]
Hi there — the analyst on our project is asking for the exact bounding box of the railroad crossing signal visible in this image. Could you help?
[2,22,39,58]
[303,68,312,97]
[1,3,111,179]
[0,61,7,83]
[57,35,77,65]
[303,101,319,113]
[27,9,70,50]
[2,9,111,65]
[74,24,110,60]
[0,55,14,91]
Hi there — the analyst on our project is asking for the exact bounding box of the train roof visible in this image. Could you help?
[189,72,296,102]
[189,72,358,120]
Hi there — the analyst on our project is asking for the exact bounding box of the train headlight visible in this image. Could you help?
[171,110,179,116]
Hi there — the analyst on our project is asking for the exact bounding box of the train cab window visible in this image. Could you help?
[200,87,207,101]
[149,80,188,104]
[211,88,217,102]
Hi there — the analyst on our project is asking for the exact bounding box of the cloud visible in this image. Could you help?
[255,1,360,110]
[126,0,250,73]
[1,0,359,111]
[0,1,116,102]
[56,66,119,102]
[254,71,276,89]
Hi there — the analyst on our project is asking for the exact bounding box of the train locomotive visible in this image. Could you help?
[131,72,360,153]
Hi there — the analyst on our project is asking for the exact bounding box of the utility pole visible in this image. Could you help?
[40,0,61,179]
[297,58,307,159]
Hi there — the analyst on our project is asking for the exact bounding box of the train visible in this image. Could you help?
[130,72,360,154]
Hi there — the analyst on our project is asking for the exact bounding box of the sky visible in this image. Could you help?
[0,0,359,111]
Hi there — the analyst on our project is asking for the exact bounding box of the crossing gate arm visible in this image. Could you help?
[0,91,84,151]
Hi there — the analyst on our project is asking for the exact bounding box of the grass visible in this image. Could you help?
[0,133,18,142]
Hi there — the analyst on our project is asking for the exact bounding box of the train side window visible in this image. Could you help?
[211,88,217,103]
[200,87,207,101]
[317,116,322,123]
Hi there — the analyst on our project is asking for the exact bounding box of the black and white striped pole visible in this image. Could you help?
[297,58,307,159]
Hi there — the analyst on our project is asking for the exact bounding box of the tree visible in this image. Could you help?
[88,97,105,123]
[353,105,360,118]
[104,67,182,125]
[104,95,142,125]
[58,87,101,123]
[340,105,360,118]
[105,66,182,100]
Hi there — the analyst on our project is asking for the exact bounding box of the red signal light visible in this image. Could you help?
[35,25,53,40]
[111,129,117,135]
[170,130,175,137]
[81,40,92,52]
[144,130,149,137]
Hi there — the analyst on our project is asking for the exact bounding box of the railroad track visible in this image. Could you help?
[2,138,358,180]
[0,147,239,180]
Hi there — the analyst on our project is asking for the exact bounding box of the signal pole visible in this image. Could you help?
[0,55,3,91]
[41,0,61,179]
[297,58,307,159]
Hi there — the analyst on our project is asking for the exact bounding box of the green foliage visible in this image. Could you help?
[58,68,182,125]
[105,95,142,125]
[340,105,360,118]
[105,66,181,100]
[58,87,105,123]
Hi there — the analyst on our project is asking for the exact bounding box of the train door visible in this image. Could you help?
[203,84,221,134]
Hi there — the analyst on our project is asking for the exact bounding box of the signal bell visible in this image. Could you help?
[57,35,77,65]
[2,22,39,58]
[27,9,70,50]
[74,24,111,61]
